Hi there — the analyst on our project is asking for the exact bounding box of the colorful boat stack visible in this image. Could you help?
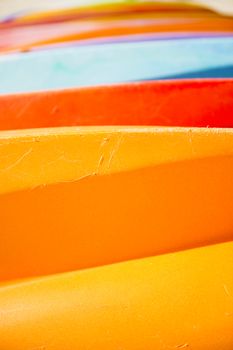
[0,1,232,349]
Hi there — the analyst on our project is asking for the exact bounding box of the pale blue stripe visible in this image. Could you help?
[0,37,232,93]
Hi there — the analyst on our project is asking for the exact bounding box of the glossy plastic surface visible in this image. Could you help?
[0,80,233,130]
[0,37,233,93]
[0,1,232,347]
[0,241,232,349]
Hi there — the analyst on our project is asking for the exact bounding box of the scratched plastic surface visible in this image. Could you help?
[0,37,233,93]
[0,1,233,349]
[0,125,233,281]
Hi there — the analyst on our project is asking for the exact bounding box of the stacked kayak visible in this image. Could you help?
[1,1,233,92]
[0,1,232,349]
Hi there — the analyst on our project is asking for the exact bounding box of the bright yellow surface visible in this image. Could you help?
[0,241,232,349]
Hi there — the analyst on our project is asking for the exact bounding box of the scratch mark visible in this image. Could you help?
[14,99,33,120]
[176,344,189,349]
[42,155,64,168]
[41,153,81,169]
[1,148,32,172]
[223,284,231,297]
[101,137,110,147]
[97,154,104,173]
[188,129,195,155]
[62,157,81,164]
[96,136,110,173]
[30,172,97,191]
[108,134,123,169]
[61,172,97,184]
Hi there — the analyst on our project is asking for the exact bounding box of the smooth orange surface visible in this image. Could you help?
[0,241,232,349]
[0,126,233,281]
[0,80,233,130]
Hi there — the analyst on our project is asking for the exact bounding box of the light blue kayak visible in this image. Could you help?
[0,37,233,93]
